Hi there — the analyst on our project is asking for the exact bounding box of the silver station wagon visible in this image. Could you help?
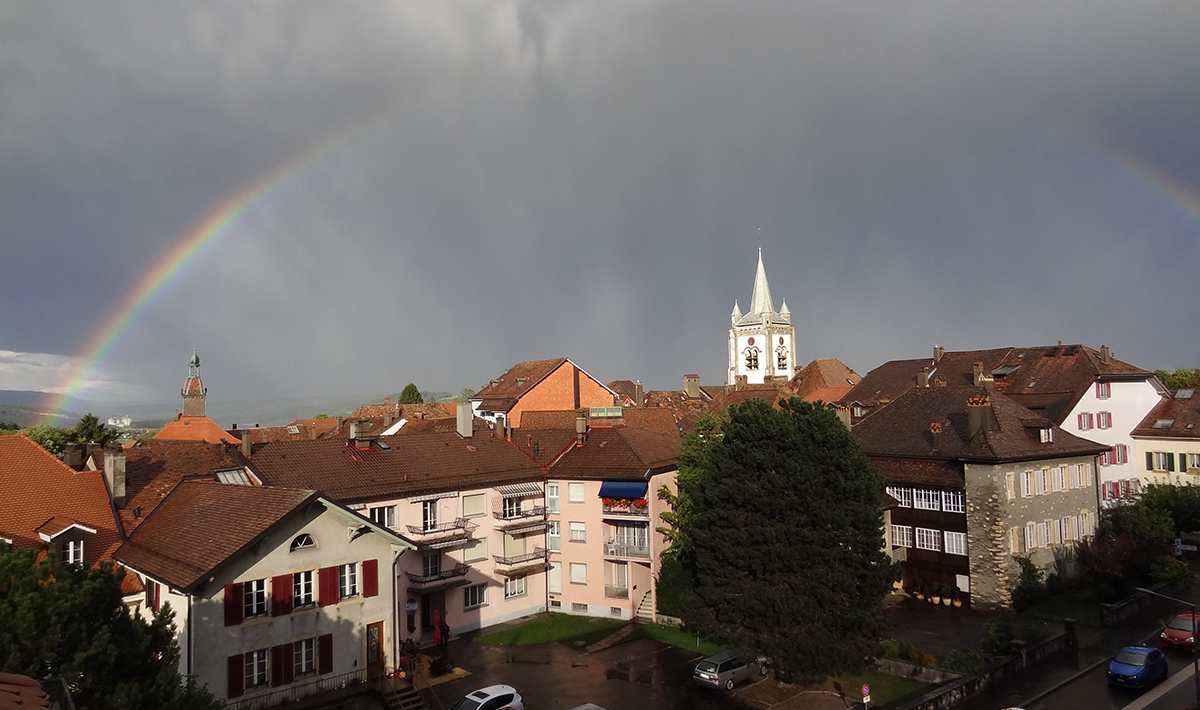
[693,650,769,690]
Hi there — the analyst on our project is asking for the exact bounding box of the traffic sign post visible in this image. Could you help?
[862,683,870,709]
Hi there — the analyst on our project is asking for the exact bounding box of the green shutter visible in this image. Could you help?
[1168,453,1176,472]
[1147,452,1155,471]
[1182,453,1189,472]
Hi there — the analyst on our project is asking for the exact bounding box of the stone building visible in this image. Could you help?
[728,249,795,386]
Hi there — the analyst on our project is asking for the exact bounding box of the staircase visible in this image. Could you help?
[382,683,428,710]
[635,591,655,624]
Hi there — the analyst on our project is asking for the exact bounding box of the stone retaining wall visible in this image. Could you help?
[874,658,963,684]
[1099,577,1187,628]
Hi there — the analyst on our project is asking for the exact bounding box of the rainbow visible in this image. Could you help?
[1083,133,1200,223]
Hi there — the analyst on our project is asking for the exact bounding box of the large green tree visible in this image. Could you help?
[397,383,423,404]
[677,398,896,682]
[21,425,73,457]
[1156,369,1200,390]
[71,413,120,447]
[0,544,220,710]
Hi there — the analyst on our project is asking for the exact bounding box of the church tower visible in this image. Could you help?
[181,349,207,417]
[728,249,795,385]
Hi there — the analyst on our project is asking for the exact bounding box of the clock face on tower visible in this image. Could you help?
[748,337,754,346]
[779,337,784,345]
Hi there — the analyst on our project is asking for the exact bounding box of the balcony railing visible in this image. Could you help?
[492,504,548,521]
[405,562,470,586]
[227,668,366,710]
[604,541,650,558]
[601,502,649,517]
[493,547,551,566]
[605,585,629,599]
[405,517,478,538]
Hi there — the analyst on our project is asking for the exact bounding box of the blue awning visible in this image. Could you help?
[598,481,648,498]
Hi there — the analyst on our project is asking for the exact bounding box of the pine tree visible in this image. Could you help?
[679,398,897,682]
[71,413,119,447]
[397,383,423,404]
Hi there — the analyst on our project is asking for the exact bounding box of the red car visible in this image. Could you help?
[1160,612,1200,650]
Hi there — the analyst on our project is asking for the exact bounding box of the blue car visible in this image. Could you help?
[1107,645,1168,688]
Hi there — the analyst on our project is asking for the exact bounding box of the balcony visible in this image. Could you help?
[404,562,470,590]
[601,500,649,518]
[404,517,478,549]
[492,502,548,521]
[603,541,650,558]
[604,585,629,599]
[493,547,551,577]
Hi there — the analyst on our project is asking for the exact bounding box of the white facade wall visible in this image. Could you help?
[729,325,795,385]
[1060,379,1162,502]
[1133,435,1200,488]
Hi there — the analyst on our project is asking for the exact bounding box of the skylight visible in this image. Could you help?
[1177,389,1195,400]
[287,425,300,434]
[377,440,391,450]
[1153,419,1175,429]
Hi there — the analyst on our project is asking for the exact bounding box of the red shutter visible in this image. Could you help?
[319,566,338,607]
[1088,413,1095,429]
[362,559,378,598]
[227,654,244,698]
[271,575,292,616]
[153,582,161,612]
[224,583,243,626]
[270,644,286,687]
[318,633,334,675]
[281,642,295,685]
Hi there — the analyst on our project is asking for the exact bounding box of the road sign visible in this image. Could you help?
[1182,544,1198,552]
[862,684,870,697]
[863,696,871,704]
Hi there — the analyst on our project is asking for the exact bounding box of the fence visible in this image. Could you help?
[227,668,366,710]
[1099,576,1188,627]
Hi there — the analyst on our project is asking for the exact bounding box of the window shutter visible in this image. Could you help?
[1183,453,1189,472]
[318,633,334,675]
[319,566,338,607]
[1168,453,1176,472]
[271,575,292,616]
[153,582,161,612]
[1147,452,1155,471]
[224,583,243,626]
[227,654,244,698]
[271,643,291,686]
[1088,413,1095,429]
[362,559,378,598]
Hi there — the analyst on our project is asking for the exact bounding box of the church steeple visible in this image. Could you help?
[728,249,796,385]
[747,248,774,316]
[181,349,207,417]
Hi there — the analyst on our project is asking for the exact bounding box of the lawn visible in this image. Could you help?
[1021,586,1102,626]
[831,669,933,707]
[633,623,725,656]
[475,613,627,647]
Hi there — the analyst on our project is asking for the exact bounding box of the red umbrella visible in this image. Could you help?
[432,608,441,645]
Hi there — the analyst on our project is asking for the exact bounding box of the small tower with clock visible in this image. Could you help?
[728,249,795,385]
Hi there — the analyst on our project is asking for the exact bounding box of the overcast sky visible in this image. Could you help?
[2,1,1199,407]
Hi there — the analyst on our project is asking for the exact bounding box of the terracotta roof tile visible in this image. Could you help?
[116,481,314,590]
[784,359,862,400]
[152,416,238,445]
[472,358,570,412]
[517,408,681,438]
[0,672,50,710]
[0,435,124,576]
[549,427,679,481]
[1132,391,1200,439]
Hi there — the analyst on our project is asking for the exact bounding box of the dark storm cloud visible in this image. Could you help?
[2,1,1198,407]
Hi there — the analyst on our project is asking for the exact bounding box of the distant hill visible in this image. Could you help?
[0,404,80,428]
[0,390,51,406]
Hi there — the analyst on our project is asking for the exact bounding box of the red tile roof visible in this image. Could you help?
[152,416,238,445]
[517,408,681,438]
[0,672,50,710]
[1132,390,1200,439]
[509,427,580,466]
[116,481,314,590]
[245,431,545,503]
[0,435,125,582]
[549,427,680,481]
[472,358,570,412]
[785,359,862,400]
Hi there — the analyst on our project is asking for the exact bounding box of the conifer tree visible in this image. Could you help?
[398,383,423,404]
[679,398,896,682]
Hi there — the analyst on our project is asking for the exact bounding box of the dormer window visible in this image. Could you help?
[1039,428,1053,444]
[61,539,84,566]
[290,534,315,552]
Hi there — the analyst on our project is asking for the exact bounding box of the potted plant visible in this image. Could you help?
[951,585,963,608]
[941,584,952,606]
[930,582,941,605]
[913,580,925,601]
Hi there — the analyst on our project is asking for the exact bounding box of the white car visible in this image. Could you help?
[448,684,524,710]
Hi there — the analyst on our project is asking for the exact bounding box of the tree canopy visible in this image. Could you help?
[1156,369,1200,390]
[670,398,896,682]
[71,413,120,447]
[0,544,220,710]
[397,383,423,404]
[21,425,73,457]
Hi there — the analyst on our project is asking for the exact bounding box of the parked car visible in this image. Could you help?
[1107,645,1168,689]
[1161,612,1200,651]
[448,684,524,710]
[693,650,770,691]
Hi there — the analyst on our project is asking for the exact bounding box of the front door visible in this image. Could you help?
[420,591,445,636]
[365,621,385,680]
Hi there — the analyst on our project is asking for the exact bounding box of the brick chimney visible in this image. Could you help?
[350,420,372,450]
[576,410,588,445]
[1100,345,1111,364]
[917,367,930,388]
[241,430,252,457]
[103,444,126,509]
[634,381,644,407]
[934,345,945,363]
[456,402,473,438]
[683,374,701,399]
[966,395,995,439]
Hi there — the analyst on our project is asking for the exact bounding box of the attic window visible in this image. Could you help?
[1027,381,1037,388]
[1153,419,1175,429]
[287,425,300,434]
[290,534,315,552]
[1177,389,1195,400]
[377,440,391,450]
[61,540,84,566]
[215,468,252,485]
[1039,428,1053,444]
[599,441,607,448]
[465,445,477,452]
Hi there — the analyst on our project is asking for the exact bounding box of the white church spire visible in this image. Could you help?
[731,300,742,318]
[748,247,774,315]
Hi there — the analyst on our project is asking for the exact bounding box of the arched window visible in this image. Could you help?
[290,533,315,552]
[776,345,789,371]
[744,347,760,371]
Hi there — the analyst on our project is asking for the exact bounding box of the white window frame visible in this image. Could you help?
[293,570,314,607]
[1035,469,1048,495]
[941,490,965,514]
[1153,452,1172,471]
[1077,412,1093,430]
[422,552,441,579]
[889,525,913,548]
[1085,462,1095,485]
[368,505,395,529]
[1037,522,1050,547]
[244,648,269,689]
[567,482,585,504]
[338,562,358,600]
[944,531,967,556]
[463,583,487,609]
[915,527,940,551]
[421,500,439,532]
[569,562,587,585]
[463,537,488,563]
[504,575,526,599]
[913,489,940,511]
[1095,381,1111,399]
[1040,428,1053,444]
[294,637,316,677]
[568,521,586,543]
[1024,524,1035,551]
[547,521,561,551]
[1189,454,1200,471]
[1021,471,1032,497]
[243,578,268,619]
[62,539,84,566]
[1069,464,1082,489]
[546,483,560,513]
[1097,411,1112,430]
[886,487,913,508]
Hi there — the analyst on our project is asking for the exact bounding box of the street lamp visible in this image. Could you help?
[1135,586,1199,707]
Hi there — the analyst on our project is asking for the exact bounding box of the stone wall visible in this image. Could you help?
[963,475,1012,608]
[1099,576,1188,627]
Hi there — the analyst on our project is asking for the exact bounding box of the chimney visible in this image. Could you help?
[934,345,945,363]
[576,411,588,445]
[241,430,252,457]
[350,420,372,450]
[634,381,644,407]
[917,367,930,388]
[497,418,509,441]
[310,424,319,440]
[966,395,994,439]
[103,445,126,509]
[335,416,345,432]
[735,375,747,391]
[1100,345,1111,364]
[384,396,391,406]
[456,402,473,438]
[835,406,851,429]
[973,362,985,386]
[981,375,995,391]
[84,442,100,465]
[930,422,943,450]
[683,374,701,399]
[62,444,83,471]
[384,412,394,428]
